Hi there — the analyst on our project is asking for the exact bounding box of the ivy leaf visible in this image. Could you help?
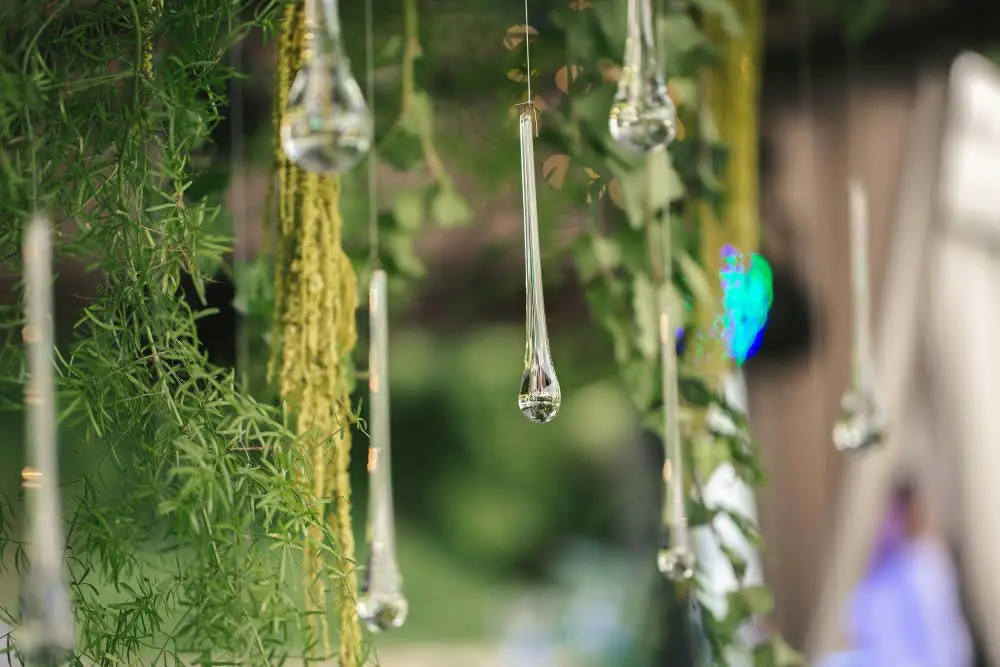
[573,234,622,283]
[380,124,423,172]
[691,0,743,36]
[392,189,424,231]
[376,35,404,66]
[430,187,472,228]
[632,274,659,360]
[721,544,748,582]
[727,586,772,625]
[678,374,713,406]
[677,251,717,312]
[754,636,805,667]
[621,358,656,409]
[383,231,425,278]
[657,13,711,74]
[692,432,729,482]
[400,91,434,137]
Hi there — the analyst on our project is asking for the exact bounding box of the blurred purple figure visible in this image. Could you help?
[817,485,972,667]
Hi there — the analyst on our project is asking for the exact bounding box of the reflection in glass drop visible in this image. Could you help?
[833,388,886,452]
[19,568,75,666]
[357,552,409,633]
[657,542,696,582]
[517,111,561,424]
[281,0,372,173]
[608,0,677,152]
[357,270,409,633]
[19,217,74,664]
[834,181,886,453]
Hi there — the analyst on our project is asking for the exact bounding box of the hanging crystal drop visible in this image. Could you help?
[19,215,74,665]
[517,111,561,424]
[656,288,695,581]
[833,181,886,452]
[608,0,677,152]
[357,270,408,632]
[281,0,372,173]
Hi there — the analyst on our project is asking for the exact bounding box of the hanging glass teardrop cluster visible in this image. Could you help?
[281,0,372,173]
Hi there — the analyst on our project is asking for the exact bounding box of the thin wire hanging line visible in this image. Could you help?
[794,0,836,477]
[230,23,250,388]
[366,0,379,268]
[524,0,532,102]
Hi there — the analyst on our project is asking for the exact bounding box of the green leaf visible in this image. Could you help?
[430,187,473,228]
[392,189,424,231]
[678,375,713,407]
[379,124,423,172]
[721,544,748,581]
[376,35,404,66]
[692,432,729,482]
[677,251,717,312]
[400,91,434,137]
[657,13,710,73]
[632,274,658,360]
[691,0,743,36]
[622,358,656,409]
[647,148,685,209]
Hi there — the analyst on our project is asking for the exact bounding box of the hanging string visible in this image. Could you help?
[230,25,250,388]
[515,0,540,134]
[366,0,378,268]
[794,0,836,466]
[524,0,532,102]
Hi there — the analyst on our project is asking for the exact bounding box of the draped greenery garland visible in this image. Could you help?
[268,1,362,662]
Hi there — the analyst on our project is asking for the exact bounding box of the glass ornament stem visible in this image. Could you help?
[20,215,74,664]
[848,180,872,390]
[517,111,561,424]
[832,180,886,451]
[652,175,694,582]
[280,0,373,173]
[357,270,408,632]
[306,0,342,56]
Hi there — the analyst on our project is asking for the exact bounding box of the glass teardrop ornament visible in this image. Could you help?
[517,110,561,424]
[280,0,372,173]
[834,181,886,453]
[357,271,409,633]
[19,217,74,665]
[357,557,409,632]
[608,0,677,152]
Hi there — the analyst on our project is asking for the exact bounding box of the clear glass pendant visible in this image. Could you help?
[608,0,677,152]
[19,216,74,665]
[281,0,372,173]
[833,181,886,452]
[656,291,695,581]
[356,270,408,632]
[517,110,561,424]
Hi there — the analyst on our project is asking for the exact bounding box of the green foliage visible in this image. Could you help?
[0,1,367,663]
[348,0,473,287]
